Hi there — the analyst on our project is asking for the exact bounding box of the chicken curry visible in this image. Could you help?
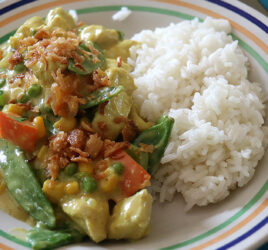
[0,8,173,249]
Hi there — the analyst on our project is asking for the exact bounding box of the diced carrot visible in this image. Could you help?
[111,150,151,196]
[0,111,38,151]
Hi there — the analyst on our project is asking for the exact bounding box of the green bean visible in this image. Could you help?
[133,115,174,174]
[81,85,124,109]
[27,226,83,250]
[112,162,124,175]
[64,163,78,176]
[68,42,105,75]
[0,138,56,227]
[27,84,42,97]
[13,62,26,73]
[0,78,6,88]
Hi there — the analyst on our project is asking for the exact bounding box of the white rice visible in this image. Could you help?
[128,17,268,210]
[112,7,132,21]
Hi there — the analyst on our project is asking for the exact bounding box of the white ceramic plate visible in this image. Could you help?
[0,0,267,249]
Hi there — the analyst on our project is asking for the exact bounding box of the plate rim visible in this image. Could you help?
[0,0,267,249]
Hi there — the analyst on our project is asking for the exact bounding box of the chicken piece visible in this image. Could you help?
[61,193,109,243]
[108,189,153,240]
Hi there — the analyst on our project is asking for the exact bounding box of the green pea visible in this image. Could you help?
[81,176,97,193]
[0,78,6,88]
[112,162,124,175]
[0,90,6,107]
[64,163,78,176]
[27,84,42,97]
[18,94,30,103]
[13,62,26,73]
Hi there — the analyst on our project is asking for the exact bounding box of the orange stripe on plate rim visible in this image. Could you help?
[0,0,267,248]
[191,198,268,250]
[153,0,268,54]
[0,0,88,28]
[0,0,267,54]
[0,243,14,250]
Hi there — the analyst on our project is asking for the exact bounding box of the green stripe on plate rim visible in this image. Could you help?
[0,5,267,249]
[0,5,267,73]
[1,180,267,249]
[0,229,31,248]
[163,180,268,249]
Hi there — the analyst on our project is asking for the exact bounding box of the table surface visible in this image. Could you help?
[240,0,268,16]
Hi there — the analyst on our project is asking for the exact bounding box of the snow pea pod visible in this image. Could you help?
[39,105,59,135]
[81,85,124,109]
[126,145,149,171]
[27,226,83,250]
[43,117,59,135]
[0,138,56,228]
[133,116,174,175]
[68,43,105,75]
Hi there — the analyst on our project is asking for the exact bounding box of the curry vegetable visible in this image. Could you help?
[0,111,38,151]
[27,84,42,97]
[0,7,173,248]
[81,85,124,109]
[78,174,98,194]
[68,43,105,75]
[13,62,26,73]
[64,163,78,176]
[27,226,83,250]
[0,91,6,107]
[0,78,6,88]
[0,138,56,227]
[18,94,31,104]
[126,145,149,170]
[133,116,174,174]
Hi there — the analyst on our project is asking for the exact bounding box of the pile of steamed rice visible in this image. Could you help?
[128,17,268,210]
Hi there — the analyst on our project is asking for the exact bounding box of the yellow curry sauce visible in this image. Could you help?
[0,7,153,245]
[0,7,174,249]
